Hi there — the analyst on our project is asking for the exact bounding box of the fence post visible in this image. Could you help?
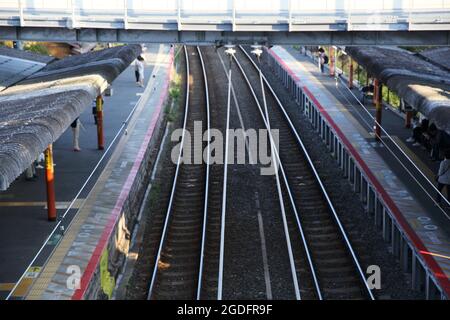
[18,0,24,26]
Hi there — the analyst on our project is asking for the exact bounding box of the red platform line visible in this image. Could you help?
[268,48,450,296]
[72,48,174,300]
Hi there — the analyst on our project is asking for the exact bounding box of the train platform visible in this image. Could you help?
[284,46,444,207]
[267,46,450,298]
[0,44,173,300]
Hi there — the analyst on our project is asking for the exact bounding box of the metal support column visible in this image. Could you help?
[382,209,391,241]
[400,239,411,272]
[349,59,354,89]
[45,144,56,221]
[374,79,382,141]
[412,255,424,293]
[177,0,182,31]
[374,200,383,229]
[391,224,400,257]
[329,46,335,77]
[96,95,104,150]
[18,0,24,26]
[123,0,128,29]
[373,78,378,105]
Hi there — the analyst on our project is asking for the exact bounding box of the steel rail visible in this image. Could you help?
[229,50,321,300]
[147,45,191,298]
[256,55,302,300]
[196,46,211,300]
[147,45,210,299]
[239,45,375,300]
[217,49,232,301]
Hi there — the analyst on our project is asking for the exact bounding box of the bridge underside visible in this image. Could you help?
[1,28,449,46]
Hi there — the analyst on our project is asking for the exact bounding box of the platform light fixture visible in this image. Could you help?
[251,44,263,60]
[224,44,236,56]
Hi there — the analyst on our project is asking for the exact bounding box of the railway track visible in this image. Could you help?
[232,46,375,300]
[147,46,212,299]
[145,45,374,300]
[196,47,229,300]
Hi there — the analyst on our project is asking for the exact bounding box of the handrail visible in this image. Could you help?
[2,1,449,32]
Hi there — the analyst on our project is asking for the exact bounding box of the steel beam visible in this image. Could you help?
[374,79,382,141]
[1,27,450,45]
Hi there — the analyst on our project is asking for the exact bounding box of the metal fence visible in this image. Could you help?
[0,0,449,31]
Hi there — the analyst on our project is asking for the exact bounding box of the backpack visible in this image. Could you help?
[323,55,329,65]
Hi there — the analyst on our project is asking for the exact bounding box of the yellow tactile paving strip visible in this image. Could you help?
[3,279,33,297]
[0,283,14,291]
[271,46,450,296]
[390,136,436,182]
[0,199,85,209]
[25,129,127,300]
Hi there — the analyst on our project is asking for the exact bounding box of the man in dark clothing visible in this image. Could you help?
[428,124,440,161]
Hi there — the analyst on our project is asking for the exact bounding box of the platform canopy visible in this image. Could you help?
[0,44,141,191]
[345,46,450,136]
[418,47,450,72]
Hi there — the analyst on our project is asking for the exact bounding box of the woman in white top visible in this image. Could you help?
[135,55,145,88]
[71,117,81,152]
[436,150,450,204]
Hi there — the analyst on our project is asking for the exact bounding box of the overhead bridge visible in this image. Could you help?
[0,0,450,45]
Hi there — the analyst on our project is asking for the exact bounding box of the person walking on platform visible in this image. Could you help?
[71,117,81,152]
[135,55,145,88]
[436,150,450,205]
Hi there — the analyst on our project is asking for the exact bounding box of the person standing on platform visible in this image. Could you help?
[318,48,325,73]
[428,123,440,161]
[25,152,42,181]
[407,116,420,144]
[25,162,37,181]
[134,60,140,83]
[135,55,145,88]
[436,150,450,205]
[71,117,81,152]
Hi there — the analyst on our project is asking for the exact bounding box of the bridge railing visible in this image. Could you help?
[0,0,449,31]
